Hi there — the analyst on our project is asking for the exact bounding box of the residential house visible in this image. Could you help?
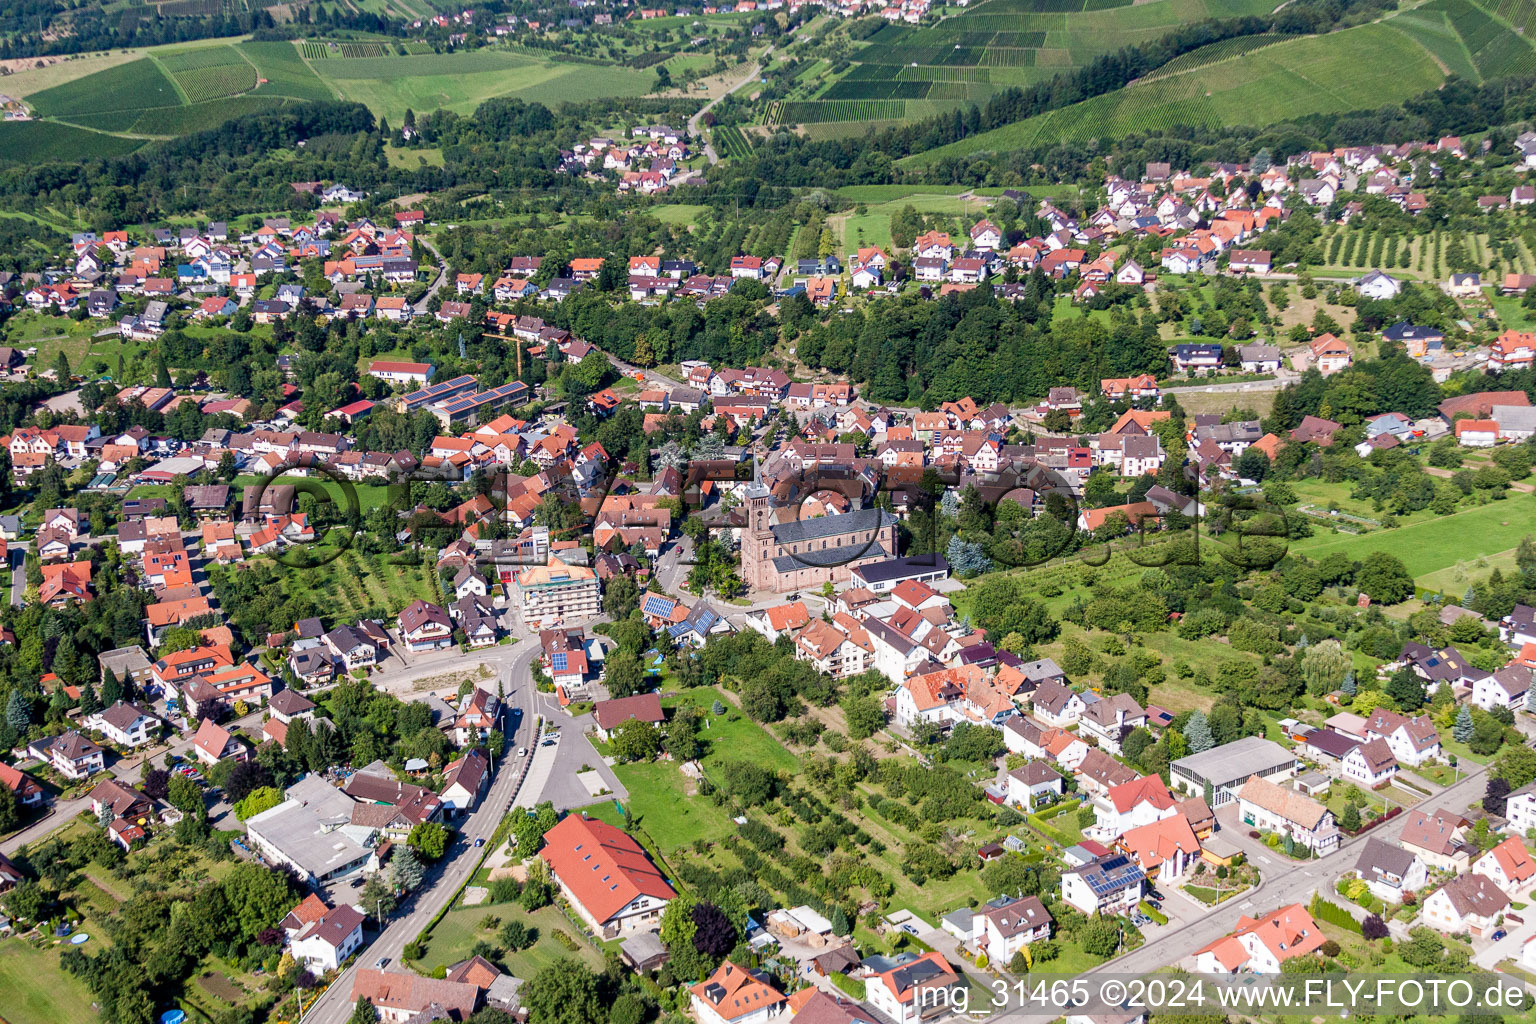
[690,961,786,1024]
[1194,905,1326,975]
[539,814,676,937]
[291,904,367,972]
[864,952,962,1024]
[1061,854,1145,915]
[1399,808,1476,872]
[84,701,160,748]
[1352,837,1429,905]
[398,600,453,652]
[1423,873,1509,937]
[1340,739,1398,789]
[1473,837,1536,895]
[1235,776,1340,854]
[192,718,246,766]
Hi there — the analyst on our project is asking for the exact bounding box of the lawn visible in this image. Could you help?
[0,938,102,1024]
[1290,498,1536,579]
[586,759,741,852]
[417,903,605,977]
[672,688,802,775]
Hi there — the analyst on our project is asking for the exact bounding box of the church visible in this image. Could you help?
[739,476,899,593]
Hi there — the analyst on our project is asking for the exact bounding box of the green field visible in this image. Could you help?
[0,120,146,161]
[901,23,1449,163]
[1291,498,1536,579]
[308,49,657,122]
[0,938,103,1024]
[238,40,337,101]
[13,41,336,146]
[27,58,183,118]
[418,903,606,977]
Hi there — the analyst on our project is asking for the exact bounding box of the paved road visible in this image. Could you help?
[301,638,545,1024]
[690,58,767,165]
[0,705,264,856]
[8,542,25,607]
[412,237,449,314]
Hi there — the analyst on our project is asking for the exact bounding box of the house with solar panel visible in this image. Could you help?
[667,602,733,649]
[540,628,593,696]
[1061,853,1146,915]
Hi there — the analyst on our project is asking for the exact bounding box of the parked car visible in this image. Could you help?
[1493,930,1508,942]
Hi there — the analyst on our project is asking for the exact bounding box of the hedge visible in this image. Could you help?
[1309,894,1364,934]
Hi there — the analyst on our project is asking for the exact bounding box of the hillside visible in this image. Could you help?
[763,0,1280,135]
[898,22,1455,164]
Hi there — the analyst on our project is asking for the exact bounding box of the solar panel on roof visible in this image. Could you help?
[552,652,568,671]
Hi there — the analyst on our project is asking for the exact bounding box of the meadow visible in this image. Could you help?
[306,48,658,122]
[1290,498,1536,580]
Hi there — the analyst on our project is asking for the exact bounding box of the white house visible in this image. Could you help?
[1340,738,1398,789]
[1423,873,1509,937]
[1093,774,1178,839]
[1473,837,1536,895]
[85,701,161,748]
[1507,782,1536,834]
[291,904,367,972]
[539,814,675,938]
[1194,905,1327,975]
[690,961,785,1024]
[1235,776,1340,854]
[1352,837,1429,905]
[1030,680,1085,727]
[1007,760,1064,809]
[1061,854,1145,915]
[1474,665,1531,711]
[1363,709,1441,768]
[865,952,962,1024]
[956,895,1053,964]
[1357,270,1402,300]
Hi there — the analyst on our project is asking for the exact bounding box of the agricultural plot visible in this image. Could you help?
[775,0,1284,131]
[1387,9,1482,82]
[26,58,181,118]
[713,124,754,159]
[173,63,258,102]
[314,51,655,120]
[1138,33,1288,80]
[779,99,911,122]
[902,23,1446,164]
[0,120,145,162]
[1481,0,1536,35]
[1423,0,1536,78]
[237,40,335,101]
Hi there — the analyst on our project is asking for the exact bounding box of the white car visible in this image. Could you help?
[518,747,527,757]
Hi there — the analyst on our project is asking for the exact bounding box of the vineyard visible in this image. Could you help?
[777,99,911,123]
[1138,34,1288,81]
[1387,8,1481,81]
[1424,0,1536,77]
[902,23,1446,164]
[160,48,259,102]
[300,42,333,59]
[237,40,336,101]
[712,125,754,159]
[337,42,393,58]
[1480,0,1536,34]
